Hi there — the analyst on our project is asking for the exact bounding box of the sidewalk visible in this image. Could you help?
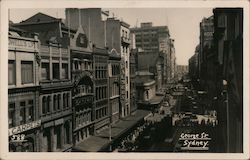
[72,109,151,152]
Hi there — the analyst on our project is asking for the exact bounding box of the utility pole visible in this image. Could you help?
[223,80,229,152]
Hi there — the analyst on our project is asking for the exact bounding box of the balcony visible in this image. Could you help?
[121,36,131,45]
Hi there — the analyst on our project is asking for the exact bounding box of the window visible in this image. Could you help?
[57,94,61,110]
[52,63,59,80]
[47,96,51,113]
[42,97,46,115]
[21,61,33,84]
[20,101,26,125]
[62,63,68,79]
[64,123,70,144]
[9,103,15,128]
[55,126,61,149]
[27,100,34,122]
[67,93,70,108]
[41,63,50,80]
[95,88,98,100]
[63,94,66,109]
[8,60,15,85]
[53,95,57,112]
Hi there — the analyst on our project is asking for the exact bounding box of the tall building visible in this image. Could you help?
[130,22,176,85]
[129,49,137,113]
[8,27,40,152]
[108,49,121,124]
[213,8,243,152]
[130,22,170,54]
[199,16,214,88]
[65,8,110,134]
[69,25,95,145]
[12,13,73,152]
[188,45,199,87]
[176,65,188,81]
[106,17,131,118]
[65,8,109,49]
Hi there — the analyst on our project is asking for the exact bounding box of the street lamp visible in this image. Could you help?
[109,117,112,151]
[223,79,229,152]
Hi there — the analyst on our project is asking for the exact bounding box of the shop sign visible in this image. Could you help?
[9,120,41,136]
[9,38,35,50]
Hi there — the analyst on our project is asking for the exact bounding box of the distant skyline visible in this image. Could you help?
[9,8,213,65]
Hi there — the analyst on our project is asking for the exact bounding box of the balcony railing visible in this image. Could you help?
[121,36,131,44]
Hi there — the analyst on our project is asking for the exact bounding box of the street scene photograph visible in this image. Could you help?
[5,5,244,155]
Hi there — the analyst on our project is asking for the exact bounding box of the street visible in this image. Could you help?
[132,81,222,152]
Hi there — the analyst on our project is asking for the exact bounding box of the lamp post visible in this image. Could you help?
[223,79,229,152]
[109,118,112,152]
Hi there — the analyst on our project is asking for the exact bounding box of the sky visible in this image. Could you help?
[9,8,213,65]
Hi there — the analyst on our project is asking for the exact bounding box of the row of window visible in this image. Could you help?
[73,60,93,71]
[75,111,91,128]
[74,84,92,96]
[8,60,34,85]
[95,106,108,120]
[41,62,69,81]
[95,65,107,79]
[121,46,129,54]
[121,29,129,39]
[8,99,34,128]
[42,93,70,115]
[95,86,107,100]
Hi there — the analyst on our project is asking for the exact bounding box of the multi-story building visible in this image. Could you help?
[129,49,137,113]
[188,45,199,85]
[136,51,164,92]
[65,8,109,49]
[66,8,110,134]
[135,71,164,112]
[92,48,109,133]
[168,39,176,83]
[176,65,188,81]
[106,17,131,118]
[8,27,40,152]
[69,25,95,145]
[130,22,176,85]
[13,12,73,152]
[213,8,243,152]
[199,16,214,88]
[189,8,243,153]
[130,22,170,54]
[108,50,121,124]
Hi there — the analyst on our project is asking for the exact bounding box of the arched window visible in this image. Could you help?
[146,90,149,100]
[57,94,61,110]
[63,94,66,109]
[53,95,57,112]
[67,93,70,108]
[47,96,51,113]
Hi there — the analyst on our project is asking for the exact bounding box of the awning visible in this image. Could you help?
[72,136,109,152]
[98,110,151,139]
[148,95,164,105]
[72,110,151,152]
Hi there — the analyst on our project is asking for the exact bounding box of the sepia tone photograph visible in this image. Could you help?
[0,0,249,160]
